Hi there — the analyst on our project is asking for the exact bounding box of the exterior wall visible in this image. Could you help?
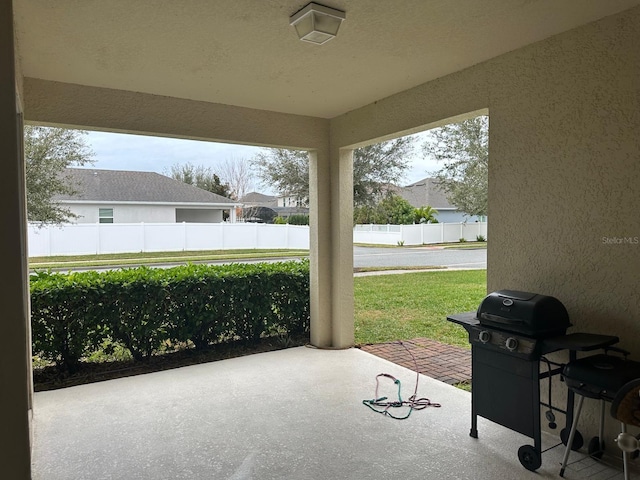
[332,6,640,440]
[176,208,222,223]
[23,78,330,150]
[277,195,307,208]
[67,203,176,223]
[0,2,32,478]
[67,203,229,223]
[435,210,484,224]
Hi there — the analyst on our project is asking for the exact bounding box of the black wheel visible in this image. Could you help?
[518,445,542,471]
[561,427,584,451]
[588,436,604,459]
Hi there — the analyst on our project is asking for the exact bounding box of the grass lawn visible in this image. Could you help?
[354,269,486,348]
[29,249,309,270]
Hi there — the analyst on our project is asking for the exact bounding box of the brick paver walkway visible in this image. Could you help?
[359,338,471,386]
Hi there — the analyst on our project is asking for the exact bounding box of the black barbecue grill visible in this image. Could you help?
[448,290,619,471]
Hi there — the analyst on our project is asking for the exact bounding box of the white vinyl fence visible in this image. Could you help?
[28,222,487,257]
[28,222,310,257]
[353,222,487,246]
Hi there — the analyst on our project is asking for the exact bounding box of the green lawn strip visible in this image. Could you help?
[354,269,486,347]
[354,242,486,249]
[30,249,309,269]
[441,242,486,249]
[354,266,445,273]
[353,243,403,248]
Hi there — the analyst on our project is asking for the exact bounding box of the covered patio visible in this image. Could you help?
[31,347,622,479]
[2,1,640,478]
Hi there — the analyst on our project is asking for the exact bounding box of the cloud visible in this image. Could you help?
[84,131,263,175]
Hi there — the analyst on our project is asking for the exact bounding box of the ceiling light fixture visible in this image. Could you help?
[289,2,345,45]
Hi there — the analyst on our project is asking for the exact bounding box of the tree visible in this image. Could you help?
[218,157,255,200]
[353,194,414,225]
[167,162,231,197]
[251,149,309,204]
[25,125,94,224]
[251,137,414,207]
[422,115,488,217]
[352,137,413,206]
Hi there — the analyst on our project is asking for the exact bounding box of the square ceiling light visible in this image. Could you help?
[289,2,346,45]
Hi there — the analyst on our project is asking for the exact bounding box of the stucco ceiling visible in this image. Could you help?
[13,0,640,118]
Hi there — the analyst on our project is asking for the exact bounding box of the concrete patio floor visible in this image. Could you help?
[32,347,625,479]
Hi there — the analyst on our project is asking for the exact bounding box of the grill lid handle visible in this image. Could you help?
[480,312,525,325]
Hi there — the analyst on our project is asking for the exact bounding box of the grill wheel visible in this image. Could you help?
[560,427,584,451]
[518,445,542,471]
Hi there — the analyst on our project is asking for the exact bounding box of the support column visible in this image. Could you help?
[229,207,237,223]
[0,1,33,478]
[308,145,354,348]
[330,148,354,348]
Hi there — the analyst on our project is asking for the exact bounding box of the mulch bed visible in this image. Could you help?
[33,334,309,392]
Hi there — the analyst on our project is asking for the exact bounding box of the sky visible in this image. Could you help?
[81,130,440,196]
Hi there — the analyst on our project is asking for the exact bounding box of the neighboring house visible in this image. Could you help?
[240,191,308,221]
[56,168,241,224]
[240,192,278,208]
[277,193,306,208]
[397,177,486,223]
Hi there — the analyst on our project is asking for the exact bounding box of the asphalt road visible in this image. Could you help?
[353,245,486,270]
[46,245,487,273]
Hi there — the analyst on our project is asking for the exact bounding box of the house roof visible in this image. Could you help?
[396,177,455,210]
[240,192,278,207]
[56,168,238,205]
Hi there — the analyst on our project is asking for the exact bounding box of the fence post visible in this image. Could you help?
[46,224,52,256]
[255,222,259,249]
[182,221,187,251]
[96,223,101,254]
[285,223,290,249]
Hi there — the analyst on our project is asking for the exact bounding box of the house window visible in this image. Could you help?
[99,208,114,223]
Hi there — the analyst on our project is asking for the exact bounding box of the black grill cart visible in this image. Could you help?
[448,310,618,471]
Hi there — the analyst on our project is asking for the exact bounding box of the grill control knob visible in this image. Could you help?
[505,337,519,352]
[478,330,491,344]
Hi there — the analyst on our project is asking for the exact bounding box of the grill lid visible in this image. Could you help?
[477,290,571,337]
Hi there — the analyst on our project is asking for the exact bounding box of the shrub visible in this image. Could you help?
[476,235,486,242]
[459,237,467,243]
[99,267,173,361]
[30,270,107,372]
[30,260,310,368]
[287,214,309,225]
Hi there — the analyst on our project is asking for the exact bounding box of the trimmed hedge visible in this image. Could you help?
[30,260,310,371]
